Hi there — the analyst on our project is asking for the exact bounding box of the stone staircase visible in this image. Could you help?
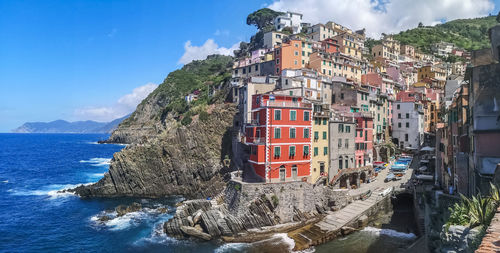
[287,189,387,251]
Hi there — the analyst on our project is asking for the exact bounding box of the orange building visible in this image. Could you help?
[245,94,313,182]
[274,39,302,75]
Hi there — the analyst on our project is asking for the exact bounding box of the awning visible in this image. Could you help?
[420,146,435,152]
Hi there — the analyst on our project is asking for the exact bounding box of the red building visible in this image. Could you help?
[245,94,313,182]
[355,114,374,167]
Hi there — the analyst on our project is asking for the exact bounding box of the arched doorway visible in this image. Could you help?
[350,173,359,189]
[360,171,367,183]
[339,175,348,189]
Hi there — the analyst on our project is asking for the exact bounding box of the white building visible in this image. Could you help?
[279,69,327,103]
[263,31,287,49]
[431,42,454,57]
[392,101,424,149]
[274,12,303,34]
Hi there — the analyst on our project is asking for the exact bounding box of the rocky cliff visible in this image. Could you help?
[74,55,238,199]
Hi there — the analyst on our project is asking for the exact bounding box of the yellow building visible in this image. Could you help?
[311,112,329,183]
[417,65,447,88]
[309,52,362,82]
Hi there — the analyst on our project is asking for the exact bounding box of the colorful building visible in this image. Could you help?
[246,94,313,182]
[274,39,303,75]
[310,110,330,183]
[355,114,374,167]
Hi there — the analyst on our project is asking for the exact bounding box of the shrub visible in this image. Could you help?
[181,115,192,126]
[199,111,209,122]
[271,195,279,207]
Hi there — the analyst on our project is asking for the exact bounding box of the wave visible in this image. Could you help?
[8,183,91,199]
[1,180,8,183]
[90,206,172,232]
[79,158,111,167]
[361,227,416,240]
[214,243,249,253]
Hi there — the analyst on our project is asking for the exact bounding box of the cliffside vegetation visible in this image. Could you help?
[120,55,233,129]
[393,15,498,53]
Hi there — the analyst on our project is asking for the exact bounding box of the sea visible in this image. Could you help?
[0,133,417,252]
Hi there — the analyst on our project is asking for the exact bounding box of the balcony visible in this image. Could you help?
[264,100,312,109]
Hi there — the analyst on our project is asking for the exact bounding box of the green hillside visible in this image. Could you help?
[393,15,498,53]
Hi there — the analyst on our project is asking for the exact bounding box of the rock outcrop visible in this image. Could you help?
[74,103,236,199]
[163,181,351,241]
[73,55,238,199]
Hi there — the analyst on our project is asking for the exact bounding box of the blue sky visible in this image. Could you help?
[0,0,499,132]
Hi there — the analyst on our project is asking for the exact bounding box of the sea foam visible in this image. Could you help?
[79,158,111,167]
[361,227,416,240]
[8,183,90,199]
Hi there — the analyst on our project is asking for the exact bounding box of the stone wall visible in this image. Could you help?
[225,180,350,223]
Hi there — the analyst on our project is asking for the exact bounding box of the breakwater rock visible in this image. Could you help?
[164,181,351,241]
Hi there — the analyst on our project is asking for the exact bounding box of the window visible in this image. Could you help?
[274,146,281,158]
[405,134,409,141]
[346,126,350,133]
[345,139,349,148]
[290,128,296,138]
[255,65,258,71]
[290,110,297,121]
[338,124,344,132]
[314,131,319,140]
[341,93,344,99]
[397,104,400,109]
[365,131,368,141]
[294,51,299,56]
[338,138,342,148]
[398,113,401,119]
[314,147,318,156]
[303,145,309,156]
[294,60,298,65]
[304,128,310,138]
[398,122,401,128]
[289,146,296,157]
[406,122,409,128]
[324,147,328,155]
[304,111,310,121]
[406,113,409,119]
[322,131,327,140]
[274,128,281,139]
[274,109,281,120]
[323,119,327,125]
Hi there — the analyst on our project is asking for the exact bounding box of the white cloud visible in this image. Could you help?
[178,39,240,64]
[268,0,495,38]
[74,83,158,122]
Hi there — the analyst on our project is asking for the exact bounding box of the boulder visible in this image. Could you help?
[341,226,356,236]
[157,207,168,214]
[187,216,194,227]
[180,226,212,241]
[98,215,111,222]
[193,210,203,224]
[115,205,128,216]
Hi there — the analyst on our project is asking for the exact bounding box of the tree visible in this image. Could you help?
[497,11,500,23]
[246,8,284,30]
[418,22,424,28]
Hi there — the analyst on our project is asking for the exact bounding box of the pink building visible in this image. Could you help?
[355,115,374,167]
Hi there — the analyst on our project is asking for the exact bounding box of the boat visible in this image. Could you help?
[385,173,395,182]
[380,186,393,196]
[360,190,372,200]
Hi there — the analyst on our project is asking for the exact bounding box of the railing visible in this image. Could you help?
[265,100,313,108]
